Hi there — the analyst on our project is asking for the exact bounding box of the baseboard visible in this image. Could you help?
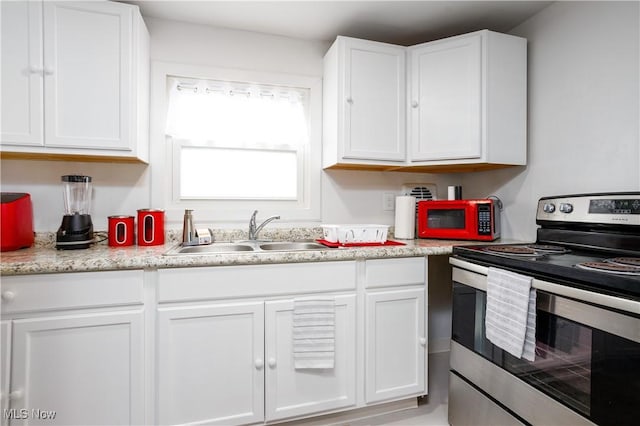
[274,398,418,426]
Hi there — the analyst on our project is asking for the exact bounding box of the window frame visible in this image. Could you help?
[150,61,322,225]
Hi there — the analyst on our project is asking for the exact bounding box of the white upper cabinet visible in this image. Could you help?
[408,30,527,170]
[0,0,150,162]
[0,1,43,147]
[322,30,526,172]
[408,34,482,162]
[323,36,406,169]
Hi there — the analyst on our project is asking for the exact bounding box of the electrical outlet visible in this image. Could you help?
[382,193,395,211]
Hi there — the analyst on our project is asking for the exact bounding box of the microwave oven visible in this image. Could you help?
[417,199,500,241]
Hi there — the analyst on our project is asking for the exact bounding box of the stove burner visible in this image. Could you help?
[483,244,570,258]
[526,244,570,254]
[607,257,640,267]
[483,246,540,257]
[575,261,640,276]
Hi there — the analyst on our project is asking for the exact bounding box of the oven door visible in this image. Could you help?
[450,259,640,426]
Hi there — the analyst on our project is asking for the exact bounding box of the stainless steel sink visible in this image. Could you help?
[165,243,256,255]
[258,242,326,251]
[164,240,328,255]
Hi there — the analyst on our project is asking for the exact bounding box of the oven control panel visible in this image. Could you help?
[536,193,640,226]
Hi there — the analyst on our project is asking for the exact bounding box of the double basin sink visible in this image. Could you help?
[165,240,328,255]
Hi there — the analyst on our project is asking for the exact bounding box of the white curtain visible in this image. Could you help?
[165,77,309,147]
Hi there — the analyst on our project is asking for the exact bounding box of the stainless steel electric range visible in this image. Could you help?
[449,192,640,426]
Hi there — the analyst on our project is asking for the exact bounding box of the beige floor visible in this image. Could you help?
[350,351,450,426]
[286,351,451,426]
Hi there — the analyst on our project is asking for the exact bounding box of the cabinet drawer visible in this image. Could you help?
[1,270,144,315]
[158,261,357,303]
[365,257,426,288]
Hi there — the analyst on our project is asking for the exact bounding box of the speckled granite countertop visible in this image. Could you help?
[0,228,501,276]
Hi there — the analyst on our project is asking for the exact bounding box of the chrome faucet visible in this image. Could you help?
[248,210,280,241]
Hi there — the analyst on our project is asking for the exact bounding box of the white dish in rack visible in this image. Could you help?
[321,224,389,244]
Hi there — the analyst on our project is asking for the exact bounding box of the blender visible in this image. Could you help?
[56,175,94,249]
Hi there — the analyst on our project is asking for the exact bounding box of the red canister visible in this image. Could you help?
[137,209,164,246]
[108,216,135,247]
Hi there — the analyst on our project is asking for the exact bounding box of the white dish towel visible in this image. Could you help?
[485,267,536,361]
[293,298,335,369]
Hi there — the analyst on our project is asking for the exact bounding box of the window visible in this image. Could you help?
[150,62,321,223]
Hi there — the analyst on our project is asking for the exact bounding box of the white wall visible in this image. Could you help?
[147,18,457,227]
[460,1,640,241]
[0,160,150,232]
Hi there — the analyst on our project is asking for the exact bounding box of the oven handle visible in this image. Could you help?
[451,259,640,344]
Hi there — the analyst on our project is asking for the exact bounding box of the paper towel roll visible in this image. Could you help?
[394,196,416,239]
[448,185,462,200]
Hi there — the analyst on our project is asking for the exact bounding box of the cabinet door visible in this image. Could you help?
[0,0,43,146]
[409,34,482,162]
[10,310,144,425]
[342,38,406,162]
[264,295,356,421]
[1,321,10,426]
[43,1,132,151]
[365,288,426,403]
[157,302,264,425]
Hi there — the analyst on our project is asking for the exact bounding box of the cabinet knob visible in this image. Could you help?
[254,358,264,370]
[419,337,427,346]
[44,67,54,76]
[268,357,277,368]
[346,97,353,104]
[2,291,15,302]
[29,66,44,75]
[9,390,23,400]
[411,101,419,108]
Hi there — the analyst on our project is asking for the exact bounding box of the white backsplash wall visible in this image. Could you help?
[460,1,640,242]
[0,159,150,232]
[322,169,461,225]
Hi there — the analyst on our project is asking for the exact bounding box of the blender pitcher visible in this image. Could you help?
[56,175,94,249]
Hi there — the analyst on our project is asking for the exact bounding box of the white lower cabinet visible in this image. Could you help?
[155,258,426,425]
[156,301,265,425]
[364,257,428,404]
[156,296,358,426]
[265,295,357,421]
[155,261,358,425]
[365,288,426,403]
[0,257,428,425]
[0,271,145,426]
[10,311,145,425]
[1,320,10,426]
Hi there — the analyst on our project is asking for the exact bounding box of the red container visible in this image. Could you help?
[108,216,135,247]
[1,193,34,251]
[137,209,164,246]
